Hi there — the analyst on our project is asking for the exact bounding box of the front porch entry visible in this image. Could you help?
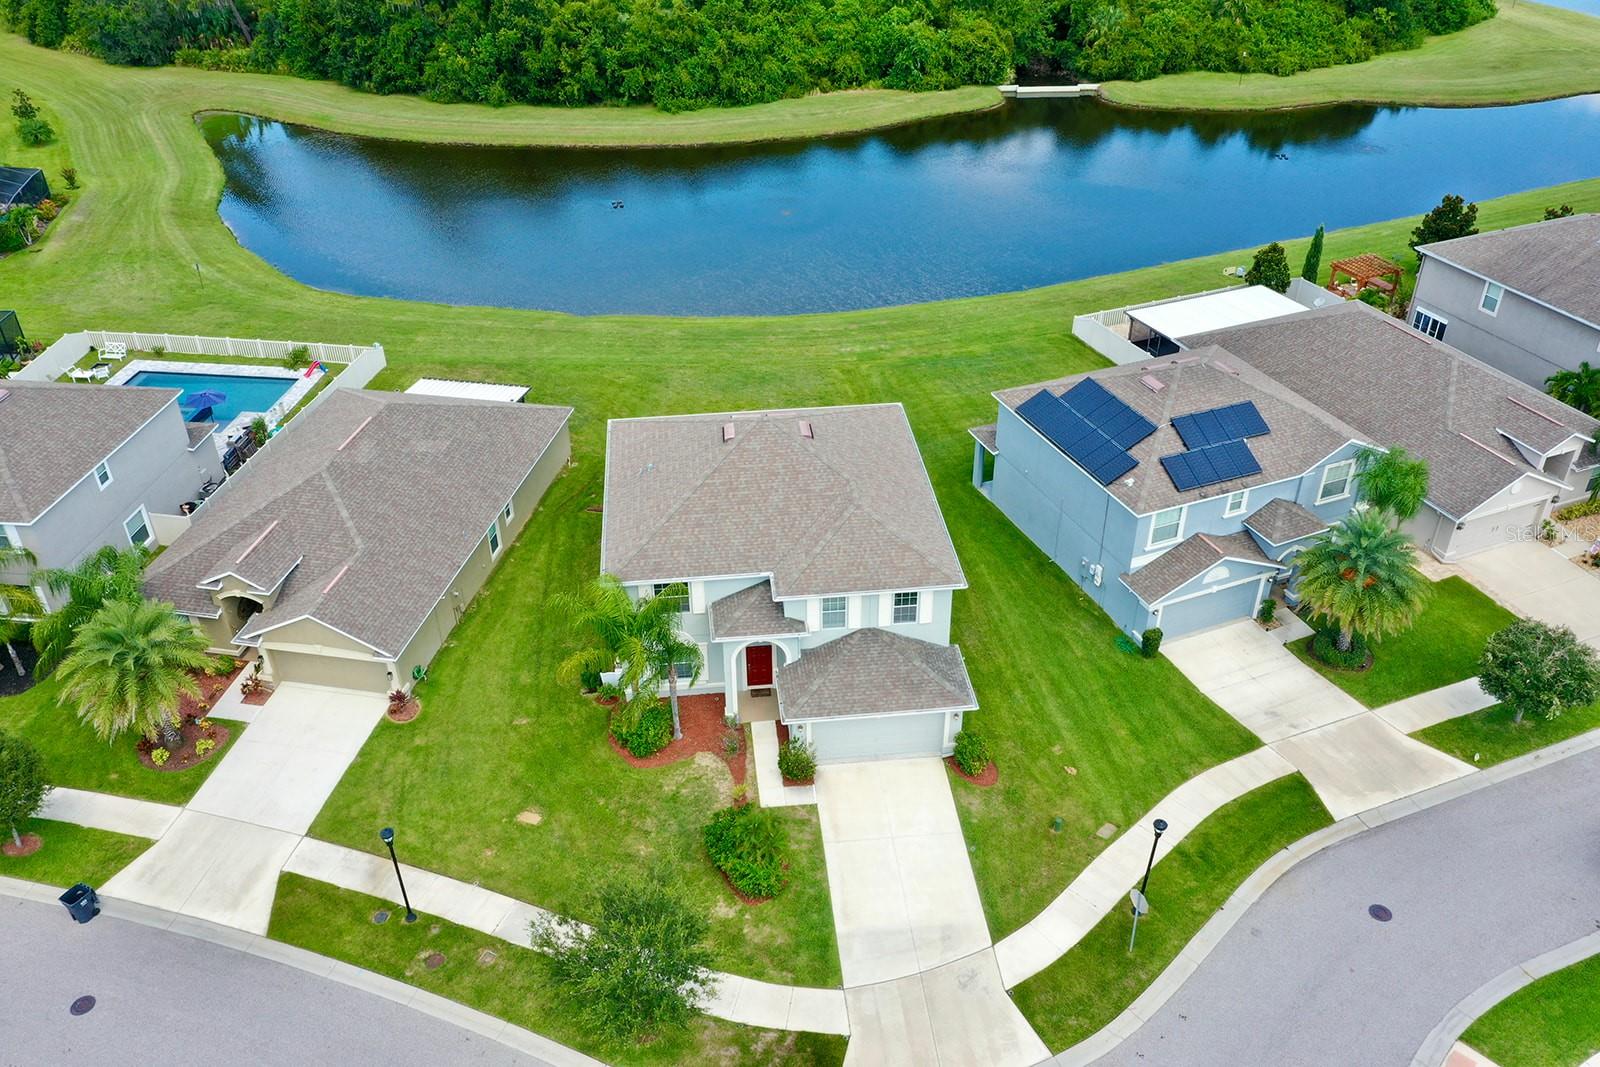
[724,639,797,724]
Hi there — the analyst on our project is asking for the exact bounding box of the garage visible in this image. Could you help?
[805,710,953,764]
[1155,578,1267,639]
[266,649,391,693]
[1448,500,1547,559]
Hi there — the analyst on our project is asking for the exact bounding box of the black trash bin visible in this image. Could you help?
[59,883,100,924]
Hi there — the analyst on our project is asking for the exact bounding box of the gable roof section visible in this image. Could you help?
[144,389,572,657]
[602,405,965,597]
[1417,214,1600,328]
[1243,497,1329,546]
[776,627,977,721]
[0,380,180,523]
[708,580,807,641]
[1122,531,1280,606]
[1188,301,1599,520]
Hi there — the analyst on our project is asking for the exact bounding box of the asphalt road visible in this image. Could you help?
[1087,746,1600,1067]
[0,895,561,1067]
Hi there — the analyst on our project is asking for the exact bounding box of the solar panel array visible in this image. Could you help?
[1160,439,1263,492]
[1016,383,1156,486]
[1170,401,1270,450]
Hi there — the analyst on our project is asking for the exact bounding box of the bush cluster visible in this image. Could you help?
[703,803,788,898]
[1555,500,1600,522]
[611,700,672,757]
[1310,629,1369,669]
[777,738,816,782]
[952,729,990,777]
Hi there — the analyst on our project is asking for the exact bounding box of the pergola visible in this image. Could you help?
[1326,253,1404,298]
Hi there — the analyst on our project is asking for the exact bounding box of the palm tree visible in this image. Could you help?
[31,544,149,674]
[643,599,703,742]
[1547,362,1600,418]
[1354,446,1430,524]
[0,543,43,677]
[55,599,214,749]
[1294,510,1430,654]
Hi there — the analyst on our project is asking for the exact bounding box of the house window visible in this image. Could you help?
[486,522,501,556]
[1148,506,1183,548]
[1223,489,1248,518]
[892,591,919,625]
[673,655,698,681]
[653,582,689,612]
[1480,282,1504,316]
[821,596,848,628]
[501,501,514,523]
[94,461,113,489]
[124,507,152,548]
[1411,308,1447,340]
[1317,460,1356,503]
[0,526,13,550]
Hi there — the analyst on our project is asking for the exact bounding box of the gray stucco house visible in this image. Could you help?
[602,404,976,764]
[1413,213,1600,387]
[144,389,572,693]
[973,300,1598,640]
[0,380,223,612]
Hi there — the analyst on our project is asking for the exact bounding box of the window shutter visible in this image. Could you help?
[846,596,861,629]
[918,592,933,626]
[689,581,706,614]
[878,595,893,626]
[805,598,820,632]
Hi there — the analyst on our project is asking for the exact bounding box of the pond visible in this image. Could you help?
[201,93,1600,316]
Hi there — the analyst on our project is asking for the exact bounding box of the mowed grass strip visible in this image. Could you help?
[1100,2,1600,111]
[1415,698,1600,767]
[0,817,152,887]
[269,873,849,1067]
[1460,950,1600,1067]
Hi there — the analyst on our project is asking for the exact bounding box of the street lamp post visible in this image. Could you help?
[379,827,417,924]
[1139,818,1169,896]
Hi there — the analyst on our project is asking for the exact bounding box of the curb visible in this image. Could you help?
[1043,726,1600,1066]
[0,875,603,1067]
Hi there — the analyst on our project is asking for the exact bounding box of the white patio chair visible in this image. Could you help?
[103,341,128,361]
[66,367,96,382]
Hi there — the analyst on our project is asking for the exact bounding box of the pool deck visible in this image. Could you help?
[107,358,325,453]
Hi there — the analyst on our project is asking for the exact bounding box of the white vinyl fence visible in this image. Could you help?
[12,330,386,387]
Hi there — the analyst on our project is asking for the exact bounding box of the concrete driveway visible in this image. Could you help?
[1165,623,1473,820]
[1456,540,1600,644]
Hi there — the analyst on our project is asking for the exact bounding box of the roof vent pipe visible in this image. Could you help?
[722,422,736,443]
[798,420,815,439]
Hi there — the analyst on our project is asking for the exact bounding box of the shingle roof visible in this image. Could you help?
[1122,531,1281,606]
[968,424,998,454]
[1188,301,1599,520]
[1418,214,1600,327]
[602,405,965,597]
[145,389,571,656]
[0,380,180,522]
[1243,497,1329,546]
[995,354,1367,514]
[776,627,976,721]
[708,580,806,640]
[186,422,217,449]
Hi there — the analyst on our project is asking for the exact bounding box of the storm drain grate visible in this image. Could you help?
[372,910,391,924]
[1368,904,1393,922]
[70,996,96,1016]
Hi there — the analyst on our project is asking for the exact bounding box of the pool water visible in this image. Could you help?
[125,369,298,426]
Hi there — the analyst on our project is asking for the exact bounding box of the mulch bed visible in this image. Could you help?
[0,643,41,698]
[946,756,999,787]
[773,721,814,787]
[1,833,43,858]
[136,718,233,772]
[179,660,245,718]
[242,683,276,706]
[604,693,746,786]
[386,698,421,723]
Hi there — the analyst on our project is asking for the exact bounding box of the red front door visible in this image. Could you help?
[745,644,774,687]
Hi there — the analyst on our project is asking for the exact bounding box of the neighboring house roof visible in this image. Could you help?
[1122,531,1280,606]
[1243,498,1329,546]
[405,378,529,404]
[1188,301,1599,520]
[995,352,1367,514]
[144,389,572,656]
[602,405,965,597]
[0,380,180,523]
[186,422,217,449]
[1127,285,1306,339]
[708,580,806,641]
[1417,214,1600,328]
[775,627,977,722]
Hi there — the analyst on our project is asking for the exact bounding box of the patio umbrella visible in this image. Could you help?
[186,389,228,408]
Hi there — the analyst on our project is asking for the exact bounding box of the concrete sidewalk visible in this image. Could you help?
[751,720,815,807]
[40,787,181,839]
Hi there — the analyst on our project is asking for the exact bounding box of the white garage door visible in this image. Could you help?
[1452,501,1546,558]
[807,711,949,764]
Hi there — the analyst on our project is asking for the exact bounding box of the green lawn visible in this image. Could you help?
[0,678,246,805]
[1286,577,1516,708]
[270,874,848,1067]
[1010,774,1333,1053]
[0,817,151,887]
[1414,698,1600,767]
[1461,951,1600,1067]
[1100,3,1600,111]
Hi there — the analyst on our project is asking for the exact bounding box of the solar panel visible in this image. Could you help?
[1060,379,1158,450]
[1016,389,1139,486]
[1160,439,1262,492]
[1171,401,1270,450]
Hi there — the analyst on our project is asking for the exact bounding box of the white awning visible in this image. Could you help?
[404,378,529,404]
[1128,286,1306,340]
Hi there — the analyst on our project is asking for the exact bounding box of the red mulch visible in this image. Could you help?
[178,661,244,719]
[2,833,42,858]
[242,683,276,706]
[386,698,420,723]
[136,719,233,773]
[773,721,814,787]
[946,756,999,788]
[605,693,746,785]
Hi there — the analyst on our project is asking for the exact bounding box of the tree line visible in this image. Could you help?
[1,0,1495,112]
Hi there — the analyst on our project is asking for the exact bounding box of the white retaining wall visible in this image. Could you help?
[1071,311,1149,365]
[1287,276,1343,311]
[11,330,92,381]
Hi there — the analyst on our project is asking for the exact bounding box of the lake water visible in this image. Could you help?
[201,93,1600,316]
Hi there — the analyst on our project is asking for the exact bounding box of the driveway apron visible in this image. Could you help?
[1455,540,1600,646]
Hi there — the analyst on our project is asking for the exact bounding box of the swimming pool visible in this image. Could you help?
[125,369,299,425]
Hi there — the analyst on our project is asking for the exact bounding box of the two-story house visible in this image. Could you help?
[602,404,975,764]
[0,380,223,611]
[1412,213,1600,388]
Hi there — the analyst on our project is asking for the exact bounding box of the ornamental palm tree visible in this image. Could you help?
[55,599,213,749]
[1354,446,1430,524]
[1294,510,1430,654]
[1547,361,1600,419]
[31,544,149,674]
[0,543,44,678]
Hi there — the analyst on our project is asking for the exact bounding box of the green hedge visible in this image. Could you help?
[703,804,788,899]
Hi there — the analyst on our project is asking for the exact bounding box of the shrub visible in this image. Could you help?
[578,668,602,692]
[210,654,238,675]
[194,737,215,757]
[1556,500,1600,522]
[1479,620,1600,723]
[1411,193,1478,250]
[150,746,171,765]
[61,166,78,189]
[1311,629,1369,669]
[35,199,60,221]
[611,700,672,757]
[1357,286,1390,309]
[1544,204,1575,220]
[952,729,990,777]
[777,739,816,782]
[1300,224,1325,283]
[703,804,788,898]
[284,345,311,370]
[10,90,38,122]
[1244,242,1291,293]
[249,416,269,447]
[1140,626,1163,658]
[149,344,166,357]
[1257,598,1277,625]
[0,731,51,849]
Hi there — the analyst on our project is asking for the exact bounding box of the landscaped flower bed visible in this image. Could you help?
[604,694,746,787]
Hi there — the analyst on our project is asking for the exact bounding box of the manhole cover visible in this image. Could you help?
[70,996,96,1016]
[372,910,390,924]
[1369,904,1393,922]
[424,952,446,970]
